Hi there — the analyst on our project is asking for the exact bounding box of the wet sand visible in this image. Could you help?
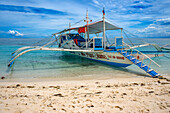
[0,77,170,113]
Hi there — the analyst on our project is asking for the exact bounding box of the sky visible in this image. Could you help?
[0,0,170,38]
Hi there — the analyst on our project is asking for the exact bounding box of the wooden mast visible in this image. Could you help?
[85,9,89,48]
[69,22,71,33]
[86,9,90,41]
[103,8,106,49]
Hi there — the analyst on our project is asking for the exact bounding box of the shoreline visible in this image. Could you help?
[0,77,170,113]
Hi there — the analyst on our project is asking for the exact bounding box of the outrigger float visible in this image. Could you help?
[8,9,170,78]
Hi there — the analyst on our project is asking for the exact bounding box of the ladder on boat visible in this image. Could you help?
[118,43,162,78]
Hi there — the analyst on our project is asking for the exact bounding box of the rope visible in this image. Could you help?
[105,18,122,28]
[105,34,111,45]
[32,35,53,46]
[70,18,86,27]
[105,18,149,44]
[123,29,148,44]
[123,30,134,46]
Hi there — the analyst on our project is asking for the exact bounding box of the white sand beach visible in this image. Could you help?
[0,77,170,113]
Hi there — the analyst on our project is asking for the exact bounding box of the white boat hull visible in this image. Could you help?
[68,51,133,67]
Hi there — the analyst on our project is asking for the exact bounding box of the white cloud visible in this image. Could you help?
[136,18,170,37]
[15,30,24,36]
[92,0,100,5]
[8,30,16,34]
[137,24,156,32]
[155,18,170,25]
[8,30,24,36]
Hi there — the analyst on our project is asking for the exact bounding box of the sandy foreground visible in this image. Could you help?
[0,77,170,113]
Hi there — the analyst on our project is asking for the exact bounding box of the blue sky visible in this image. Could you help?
[0,0,170,38]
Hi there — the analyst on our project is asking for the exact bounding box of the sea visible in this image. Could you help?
[0,38,170,79]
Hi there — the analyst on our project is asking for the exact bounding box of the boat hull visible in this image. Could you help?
[68,51,133,67]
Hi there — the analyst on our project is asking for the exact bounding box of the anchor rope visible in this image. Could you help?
[123,31,134,46]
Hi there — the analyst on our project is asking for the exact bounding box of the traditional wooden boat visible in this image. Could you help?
[8,9,170,78]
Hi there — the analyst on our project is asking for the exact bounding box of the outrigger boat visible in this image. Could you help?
[8,9,170,78]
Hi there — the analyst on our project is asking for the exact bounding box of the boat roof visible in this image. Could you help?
[54,20,122,35]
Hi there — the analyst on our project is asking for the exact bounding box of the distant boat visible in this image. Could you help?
[8,9,170,78]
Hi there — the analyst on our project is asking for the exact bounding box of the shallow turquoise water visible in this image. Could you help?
[0,38,169,79]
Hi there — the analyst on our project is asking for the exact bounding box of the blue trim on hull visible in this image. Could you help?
[88,58,131,67]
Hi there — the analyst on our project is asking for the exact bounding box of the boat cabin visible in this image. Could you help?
[59,33,124,51]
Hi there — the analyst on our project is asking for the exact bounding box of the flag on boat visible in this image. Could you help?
[102,8,105,15]
[78,27,86,34]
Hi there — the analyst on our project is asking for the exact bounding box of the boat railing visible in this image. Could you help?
[80,38,94,49]
[122,42,160,70]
